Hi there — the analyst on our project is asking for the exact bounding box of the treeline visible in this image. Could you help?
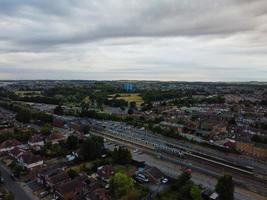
[173,95,225,107]
[141,89,225,105]
[251,135,267,144]
[0,128,32,143]
[141,90,183,102]
[0,88,17,99]
[104,98,128,107]
[0,100,52,124]
[16,96,60,105]
[80,109,122,121]
[0,88,60,105]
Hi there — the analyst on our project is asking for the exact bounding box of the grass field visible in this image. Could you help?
[15,90,42,97]
[110,93,144,107]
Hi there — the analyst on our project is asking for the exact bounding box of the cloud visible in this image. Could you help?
[0,0,267,80]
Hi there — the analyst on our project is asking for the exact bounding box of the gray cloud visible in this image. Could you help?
[0,0,267,80]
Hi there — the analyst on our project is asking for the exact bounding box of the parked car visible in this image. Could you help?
[134,173,149,183]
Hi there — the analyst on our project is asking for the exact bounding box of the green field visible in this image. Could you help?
[110,93,144,107]
[15,90,42,97]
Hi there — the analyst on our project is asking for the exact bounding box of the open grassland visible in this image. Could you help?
[110,93,144,107]
[15,90,42,97]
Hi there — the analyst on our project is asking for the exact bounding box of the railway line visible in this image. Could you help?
[91,128,267,196]
[92,128,263,178]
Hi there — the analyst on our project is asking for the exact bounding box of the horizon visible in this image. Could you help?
[1,79,267,84]
[0,0,267,81]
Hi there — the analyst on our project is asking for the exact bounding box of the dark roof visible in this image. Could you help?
[86,188,111,200]
[38,165,62,177]
[97,165,115,179]
[55,178,84,196]
[29,134,44,143]
[0,139,21,149]
[145,166,164,181]
[9,147,24,157]
[255,143,267,149]
[49,131,66,140]
[20,152,42,164]
[48,171,70,185]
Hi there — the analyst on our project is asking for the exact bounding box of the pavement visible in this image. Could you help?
[0,163,39,200]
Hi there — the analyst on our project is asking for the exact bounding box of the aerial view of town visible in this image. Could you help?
[0,1,267,200]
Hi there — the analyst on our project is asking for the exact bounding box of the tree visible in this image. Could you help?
[41,123,53,135]
[112,147,132,165]
[79,136,103,161]
[54,105,64,115]
[68,169,78,179]
[82,125,90,134]
[216,175,234,200]
[173,172,191,189]
[66,135,78,150]
[179,181,193,199]
[4,193,15,200]
[15,109,31,123]
[12,164,23,178]
[128,108,134,115]
[129,101,137,109]
[110,172,134,198]
[190,185,203,200]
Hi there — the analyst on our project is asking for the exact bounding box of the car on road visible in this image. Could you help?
[161,177,168,184]
[39,191,49,198]
[10,174,16,181]
[137,150,143,155]
[185,168,192,174]
[133,149,139,153]
[0,177,4,183]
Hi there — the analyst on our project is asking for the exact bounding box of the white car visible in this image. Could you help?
[161,177,168,184]
[133,149,139,153]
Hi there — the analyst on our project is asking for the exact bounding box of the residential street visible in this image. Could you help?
[0,163,38,200]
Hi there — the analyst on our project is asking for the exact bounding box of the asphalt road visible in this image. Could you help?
[0,163,37,200]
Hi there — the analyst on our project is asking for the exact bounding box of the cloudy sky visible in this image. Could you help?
[0,0,267,81]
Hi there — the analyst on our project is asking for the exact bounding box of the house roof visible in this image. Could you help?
[55,178,85,197]
[48,171,69,185]
[86,188,111,200]
[38,165,62,177]
[9,146,24,157]
[20,152,42,165]
[0,139,21,149]
[29,134,44,143]
[255,143,267,149]
[145,166,164,181]
[97,165,115,179]
[49,131,66,141]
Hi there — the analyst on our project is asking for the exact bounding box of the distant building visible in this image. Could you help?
[28,134,45,147]
[123,83,135,92]
[54,178,86,200]
[97,165,115,182]
[18,152,43,169]
[236,141,267,158]
[0,139,22,152]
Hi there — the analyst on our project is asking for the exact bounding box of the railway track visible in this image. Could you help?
[92,128,265,180]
